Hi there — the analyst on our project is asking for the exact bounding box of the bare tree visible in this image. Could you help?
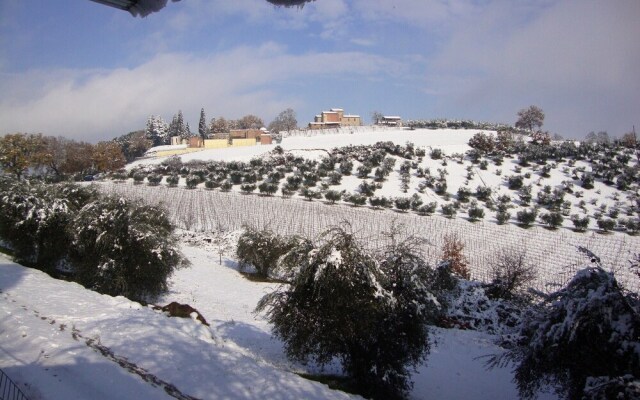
[515,105,545,132]
[268,108,298,134]
[488,247,536,299]
[371,111,383,125]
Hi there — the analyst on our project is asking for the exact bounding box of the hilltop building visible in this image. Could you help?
[376,116,403,127]
[309,108,361,129]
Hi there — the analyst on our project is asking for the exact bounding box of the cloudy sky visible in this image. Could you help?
[0,0,638,142]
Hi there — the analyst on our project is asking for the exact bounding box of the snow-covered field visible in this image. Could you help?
[2,127,635,399]
[0,243,556,400]
[114,127,640,292]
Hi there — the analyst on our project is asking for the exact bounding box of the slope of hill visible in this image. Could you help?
[0,246,557,400]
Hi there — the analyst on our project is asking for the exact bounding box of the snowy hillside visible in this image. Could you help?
[112,127,640,291]
[0,244,554,400]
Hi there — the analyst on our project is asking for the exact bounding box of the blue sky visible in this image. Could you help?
[1,0,638,142]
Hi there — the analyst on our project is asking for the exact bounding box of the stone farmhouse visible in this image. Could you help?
[308,108,362,129]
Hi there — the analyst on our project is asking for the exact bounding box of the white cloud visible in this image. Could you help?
[423,0,640,136]
[0,43,405,142]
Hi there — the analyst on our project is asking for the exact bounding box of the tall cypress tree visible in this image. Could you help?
[198,108,208,140]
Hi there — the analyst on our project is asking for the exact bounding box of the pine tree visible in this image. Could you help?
[145,115,169,146]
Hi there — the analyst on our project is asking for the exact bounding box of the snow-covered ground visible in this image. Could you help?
[4,127,634,399]
[0,243,556,400]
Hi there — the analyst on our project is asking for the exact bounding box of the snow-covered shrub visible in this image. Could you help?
[581,172,595,189]
[257,226,439,399]
[185,174,201,189]
[499,258,640,400]
[299,187,321,201]
[430,148,443,160]
[0,179,96,274]
[540,211,564,229]
[324,189,342,204]
[356,164,372,179]
[147,173,162,186]
[344,193,367,207]
[468,132,496,155]
[507,175,524,190]
[516,208,538,228]
[518,185,533,206]
[239,183,256,194]
[256,181,277,195]
[220,180,232,191]
[69,196,186,302]
[409,193,423,211]
[327,171,343,185]
[394,196,412,212]
[496,210,511,225]
[467,201,485,222]
[475,186,492,201]
[132,172,146,184]
[570,214,590,232]
[166,174,179,187]
[457,186,472,202]
[416,201,438,216]
[339,160,353,175]
[358,181,376,197]
[368,195,391,209]
[441,203,456,218]
[434,180,448,195]
[443,280,525,334]
[596,218,616,232]
[236,226,298,279]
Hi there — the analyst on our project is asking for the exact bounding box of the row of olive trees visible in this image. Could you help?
[0,177,186,302]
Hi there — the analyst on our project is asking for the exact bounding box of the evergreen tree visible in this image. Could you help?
[497,254,640,400]
[145,115,169,145]
[198,108,209,140]
[256,226,438,399]
[168,110,190,141]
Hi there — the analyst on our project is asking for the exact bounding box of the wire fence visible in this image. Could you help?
[97,181,640,293]
[0,369,29,400]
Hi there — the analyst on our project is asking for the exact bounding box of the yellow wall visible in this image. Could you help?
[231,138,256,147]
[204,139,229,149]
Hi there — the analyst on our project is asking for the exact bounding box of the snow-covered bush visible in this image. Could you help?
[69,196,186,302]
[468,132,496,155]
[468,201,485,222]
[257,226,439,399]
[540,211,564,229]
[0,179,96,274]
[498,255,640,400]
[166,174,179,187]
[394,196,412,212]
[571,214,590,232]
[596,218,616,233]
[516,208,538,228]
[236,226,298,279]
[416,201,438,215]
[324,189,342,204]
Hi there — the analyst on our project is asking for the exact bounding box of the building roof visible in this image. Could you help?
[383,116,402,119]
[344,114,360,118]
